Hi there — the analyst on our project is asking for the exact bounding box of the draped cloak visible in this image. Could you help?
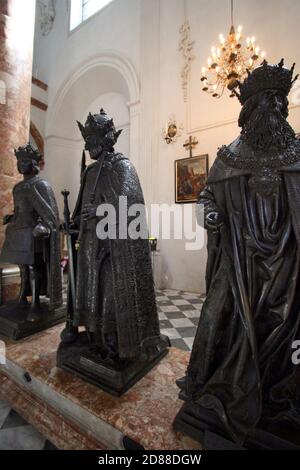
[0,176,62,310]
[186,143,300,445]
[72,152,161,360]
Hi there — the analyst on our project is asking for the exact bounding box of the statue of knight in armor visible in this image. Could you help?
[174,60,300,449]
[57,109,169,395]
[0,144,63,336]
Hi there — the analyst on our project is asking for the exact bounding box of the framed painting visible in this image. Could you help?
[175,154,208,203]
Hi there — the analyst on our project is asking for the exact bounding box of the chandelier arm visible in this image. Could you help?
[200,0,265,99]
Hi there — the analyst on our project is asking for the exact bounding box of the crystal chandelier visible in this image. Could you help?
[201,0,266,98]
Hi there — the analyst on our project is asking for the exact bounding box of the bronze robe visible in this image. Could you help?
[186,155,300,445]
[72,152,160,360]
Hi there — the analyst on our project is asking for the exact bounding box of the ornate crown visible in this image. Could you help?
[77,108,118,140]
[14,143,42,162]
[234,59,299,105]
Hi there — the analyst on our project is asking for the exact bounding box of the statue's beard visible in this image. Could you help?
[89,145,103,159]
[241,109,295,151]
[88,137,115,159]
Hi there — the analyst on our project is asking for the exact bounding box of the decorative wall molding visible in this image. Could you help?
[32,76,48,91]
[31,97,48,111]
[38,0,56,36]
[45,121,130,145]
[30,121,44,154]
[139,0,160,207]
[186,102,300,135]
[179,20,195,103]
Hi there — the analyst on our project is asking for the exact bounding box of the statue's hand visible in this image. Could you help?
[205,211,224,230]
[82,203,97,221]
[3,214,13,225]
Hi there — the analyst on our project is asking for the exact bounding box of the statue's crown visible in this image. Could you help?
[77,108,116,139]
[14,143,42,162]
[235,59,299,105]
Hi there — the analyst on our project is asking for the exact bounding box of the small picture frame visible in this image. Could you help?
[175,154,209,203]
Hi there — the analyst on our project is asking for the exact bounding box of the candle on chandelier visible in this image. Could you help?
[219,34,225,45]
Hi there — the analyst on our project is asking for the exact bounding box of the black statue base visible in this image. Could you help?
[0,301,66,340]
[173,402,300,450]
[57,332,170,396]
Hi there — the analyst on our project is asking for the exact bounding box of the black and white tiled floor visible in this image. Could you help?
[0,288,204,450]
[156,289,204,351]
[0,403,57,450]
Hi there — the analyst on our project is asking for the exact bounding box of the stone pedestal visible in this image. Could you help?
[0,324,200,450]
[0,375,106,450]
[0,0,36,251]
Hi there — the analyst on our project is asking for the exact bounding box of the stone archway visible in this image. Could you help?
[46,51,141,170]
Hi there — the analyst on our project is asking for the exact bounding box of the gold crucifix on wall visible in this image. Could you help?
[183,136,199,158]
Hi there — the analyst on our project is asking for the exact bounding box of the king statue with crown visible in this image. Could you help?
[0,144,63,338]
[56,109,169,395]
[174,60,300,449]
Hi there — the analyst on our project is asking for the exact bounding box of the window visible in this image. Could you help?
[70,0,114,31]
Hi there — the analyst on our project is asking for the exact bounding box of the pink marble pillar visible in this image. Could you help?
[0,0,36,248]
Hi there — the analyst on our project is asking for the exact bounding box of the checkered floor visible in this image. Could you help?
[156,289,204,351]
[0,403,57,450]
[64,283,204,352]
[0,288,204,449]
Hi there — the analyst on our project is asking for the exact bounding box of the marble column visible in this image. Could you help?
[0,0,36,300]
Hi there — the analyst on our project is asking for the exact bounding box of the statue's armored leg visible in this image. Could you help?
[27,265,41,321]
[18,265,29,304]
[29,264,41,308]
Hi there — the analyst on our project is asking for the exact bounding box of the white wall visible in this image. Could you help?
[32,0,300,293]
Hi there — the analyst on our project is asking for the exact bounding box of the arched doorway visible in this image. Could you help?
[45,52,140,212]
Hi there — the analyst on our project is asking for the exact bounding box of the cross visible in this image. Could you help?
[183,136,199,158]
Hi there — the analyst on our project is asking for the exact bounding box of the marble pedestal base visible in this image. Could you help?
[0,375,105,450]
[0,324,200,450]
[57,332,169,396]
[0,302,65,340]
[173,402,300,450]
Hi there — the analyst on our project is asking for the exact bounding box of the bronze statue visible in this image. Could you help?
[0,143,63,339]
[57,109,169,395]
[174,60,300,449]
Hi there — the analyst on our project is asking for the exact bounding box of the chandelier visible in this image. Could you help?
[200,0,266,98]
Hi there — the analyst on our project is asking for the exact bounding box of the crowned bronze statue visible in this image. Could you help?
[174,60,300,449]
[57,109,169,395]
[0,144,63,339]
